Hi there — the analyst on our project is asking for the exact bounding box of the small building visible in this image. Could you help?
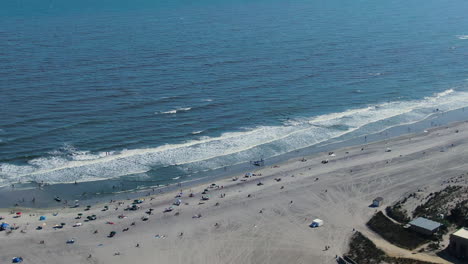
[372,197,384,207]
[449,228,468,259]
[408,217,442,235]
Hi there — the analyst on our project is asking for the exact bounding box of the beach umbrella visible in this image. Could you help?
[16,212,22,216]
[39,216,46,221]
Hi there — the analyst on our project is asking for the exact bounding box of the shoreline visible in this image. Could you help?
[1,117,467,214]
[1,106,467,210]
[1,118,467,263]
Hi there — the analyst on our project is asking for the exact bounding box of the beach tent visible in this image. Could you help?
[39,216,46,221]
[12,257,23,263]
[310,219,324,228]
[1,222,10,231]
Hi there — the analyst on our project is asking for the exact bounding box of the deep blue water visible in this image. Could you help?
[1,0,468,188]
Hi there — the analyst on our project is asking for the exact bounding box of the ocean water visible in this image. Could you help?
[1,0,468,190]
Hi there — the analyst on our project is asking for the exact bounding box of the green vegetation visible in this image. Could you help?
[412,185,468,235]
[447,199,468,227]
[386,204,410,223]
[346,231,437,264]
[345,231,386,264]
[386,186,468,227]
[413,186,462,220]
[366,212,428,250]
[385,192,419,223]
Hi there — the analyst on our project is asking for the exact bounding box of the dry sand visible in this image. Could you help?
[1,121,468,264]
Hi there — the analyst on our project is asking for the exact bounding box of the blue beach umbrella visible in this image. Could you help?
[39,216,46,221]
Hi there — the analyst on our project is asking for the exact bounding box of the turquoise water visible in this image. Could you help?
[1,0,468,188]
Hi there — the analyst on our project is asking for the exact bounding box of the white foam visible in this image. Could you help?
[368,72,382,76]
[159,107,192,114]
[456,35,468,40]
[161,110,177,114]
[427,89,454,100]
[191,131,204,135]
[2,88,468,187]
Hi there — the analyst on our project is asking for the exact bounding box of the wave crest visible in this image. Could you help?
[158,107,192,115]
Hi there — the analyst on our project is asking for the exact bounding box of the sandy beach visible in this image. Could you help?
[1,121,468,264]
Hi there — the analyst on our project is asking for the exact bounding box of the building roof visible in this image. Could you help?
[409,217,442,231]
[374,197,383,201]
[452,228,468,240]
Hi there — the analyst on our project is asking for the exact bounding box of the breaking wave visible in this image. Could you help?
[428,89,454,99]
[1,88,468,187]
[158,107,192,115]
